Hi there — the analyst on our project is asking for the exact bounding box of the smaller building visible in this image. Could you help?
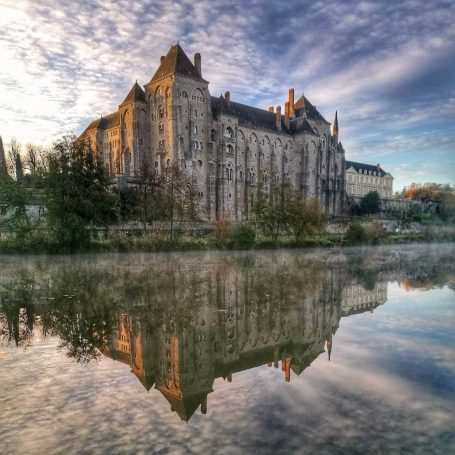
[345,160,393,199]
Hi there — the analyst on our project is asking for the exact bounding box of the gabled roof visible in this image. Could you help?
[121,81,146,105]
[346,160,390,177]
[132,371,155,391]
[290,117,317,135]
[160,392,208,422]
[79,111,120,138]
[150,43,203,83]
[211,96,291,133]
[294,95,328,122]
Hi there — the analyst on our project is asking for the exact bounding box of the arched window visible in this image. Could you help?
[158,106,164,119]
[180,91,188,98]
[225,127,234,138]
[198,160,203,168]
[211,129,216,141]
[226,144,234,154]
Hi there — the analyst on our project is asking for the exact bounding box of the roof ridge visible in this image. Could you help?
[150,43,203,83]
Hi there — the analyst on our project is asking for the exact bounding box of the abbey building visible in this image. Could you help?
[79,43,346,220]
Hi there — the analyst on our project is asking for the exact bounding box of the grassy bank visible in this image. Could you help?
[1,224,454,254]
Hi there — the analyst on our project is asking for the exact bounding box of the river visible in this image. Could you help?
[0,244,454,454]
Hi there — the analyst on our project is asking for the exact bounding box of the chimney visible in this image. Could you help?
[194,52,201,75]
[224,91,230,108]
[376,163,381,172]
[160,55,165,64]
[289,88,295,119]
[201,396,207,414]
[275,105,281,130]
[284,101,290,128]
[268,106,274,113]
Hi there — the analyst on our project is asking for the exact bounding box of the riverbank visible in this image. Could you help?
[1,223,454,254]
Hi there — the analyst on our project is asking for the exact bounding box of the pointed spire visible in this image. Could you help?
[333,111,339,137]
[327,339,332,362]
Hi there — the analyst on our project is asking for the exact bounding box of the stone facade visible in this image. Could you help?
[79,43,346,220]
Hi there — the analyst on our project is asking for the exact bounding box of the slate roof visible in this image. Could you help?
[121,81,146,105]
[150,43,203,83]
[289,117,317,134]
[211,96,291,133]
[160,392,208,422]
[294,95,328,122]
[79,111,120,138]
[210,92,330,134]
[346,160,390,177]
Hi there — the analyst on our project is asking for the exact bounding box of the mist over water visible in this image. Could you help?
[1,244,454,454]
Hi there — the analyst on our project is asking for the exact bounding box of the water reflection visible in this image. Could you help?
[0,245,454,423]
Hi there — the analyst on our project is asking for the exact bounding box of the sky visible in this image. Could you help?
[0,0,454,190]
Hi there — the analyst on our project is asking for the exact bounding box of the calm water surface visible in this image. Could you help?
[1,244,454,454]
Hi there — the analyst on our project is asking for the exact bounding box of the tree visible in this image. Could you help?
[403,183,455,220]
[0,149,34,241]
[0,174,34,241]
[360,191,380,215]
[289,197,327,241]
[252,171,293,242]
[6,138,23,180]
[40,136,117,250]
[161,163,200,239]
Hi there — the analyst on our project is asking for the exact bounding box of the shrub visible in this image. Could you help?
[365,221,387,243]
[232,224,256,247]
[213,219,231,246]
[345,220,368,244]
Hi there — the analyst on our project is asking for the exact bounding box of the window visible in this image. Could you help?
[159,123,164,134]
[211,129,216,141]
[194,110,198,118]
[180,91,187,98]
[158,106,164,118]
[226,144,234,154]
[225,127,233,138]
[198,160,203,168]
[194,125,198,134]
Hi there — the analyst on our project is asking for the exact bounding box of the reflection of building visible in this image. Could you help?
[341,282,387,316]
[102,269,383,422]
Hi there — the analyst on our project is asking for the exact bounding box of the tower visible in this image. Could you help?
[118,81,148,177]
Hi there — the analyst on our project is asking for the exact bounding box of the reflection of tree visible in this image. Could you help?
[39,268,121,363]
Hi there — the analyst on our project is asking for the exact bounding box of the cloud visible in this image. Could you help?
[0,0,454,186]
